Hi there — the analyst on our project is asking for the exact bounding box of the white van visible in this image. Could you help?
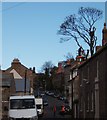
[35,98,43,116]
[9,95,38,120]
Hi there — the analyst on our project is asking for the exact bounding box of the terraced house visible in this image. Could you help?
[0,70,16,119]
[78,23,107,119]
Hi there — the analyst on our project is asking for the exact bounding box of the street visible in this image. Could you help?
[39,94,72,120]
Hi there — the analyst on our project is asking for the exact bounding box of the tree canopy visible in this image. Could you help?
[41,61,54,90]
[41,61,54,73]
[58,7,103,56]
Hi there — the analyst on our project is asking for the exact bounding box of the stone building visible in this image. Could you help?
[78,23,107,119]
[67,55,86,118]
[0,70,16,119]
[64,59,76,101]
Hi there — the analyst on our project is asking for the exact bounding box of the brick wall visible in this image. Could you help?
[6,59,36,93]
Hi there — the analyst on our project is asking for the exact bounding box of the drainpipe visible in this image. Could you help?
[24,70,27,94]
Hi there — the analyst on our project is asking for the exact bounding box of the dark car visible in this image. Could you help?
[43,99,48,106]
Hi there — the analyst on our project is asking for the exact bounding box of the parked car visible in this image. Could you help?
[59,104,72,115]
[35,97,44,116]
[53,94,59,98]
[45,91,49,95]
[48,92,54,96]
[43,99,48,106]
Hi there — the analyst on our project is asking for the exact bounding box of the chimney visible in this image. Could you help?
[57,62,63,73]
[102,23,107,46]
[58,62,62,67]
[32,67,35,73]
[11,58,21,66]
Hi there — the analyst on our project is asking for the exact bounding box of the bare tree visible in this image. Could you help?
[58,7,103,56]
[41,61,54,90]
[41,61,54,73]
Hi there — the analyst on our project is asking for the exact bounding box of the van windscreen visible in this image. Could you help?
[10,99,35,109]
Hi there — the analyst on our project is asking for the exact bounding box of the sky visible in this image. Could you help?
[1,1,106,72]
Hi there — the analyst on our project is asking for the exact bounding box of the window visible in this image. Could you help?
[91,92,94,111]
[10,99,35,109]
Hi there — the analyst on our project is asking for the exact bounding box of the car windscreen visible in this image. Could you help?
[10,99,35,109]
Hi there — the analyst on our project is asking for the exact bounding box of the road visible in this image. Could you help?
[39,94,72,120]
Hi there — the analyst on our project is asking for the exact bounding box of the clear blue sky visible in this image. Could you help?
[2,2,105,72]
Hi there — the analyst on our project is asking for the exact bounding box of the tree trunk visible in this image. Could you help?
[90,34,94,56]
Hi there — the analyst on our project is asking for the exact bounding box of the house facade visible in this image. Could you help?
[52,62,65,94]
[0,70,16,119]
[6,58,36,94]
[78,23,107,119]
[67,55,86,118]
